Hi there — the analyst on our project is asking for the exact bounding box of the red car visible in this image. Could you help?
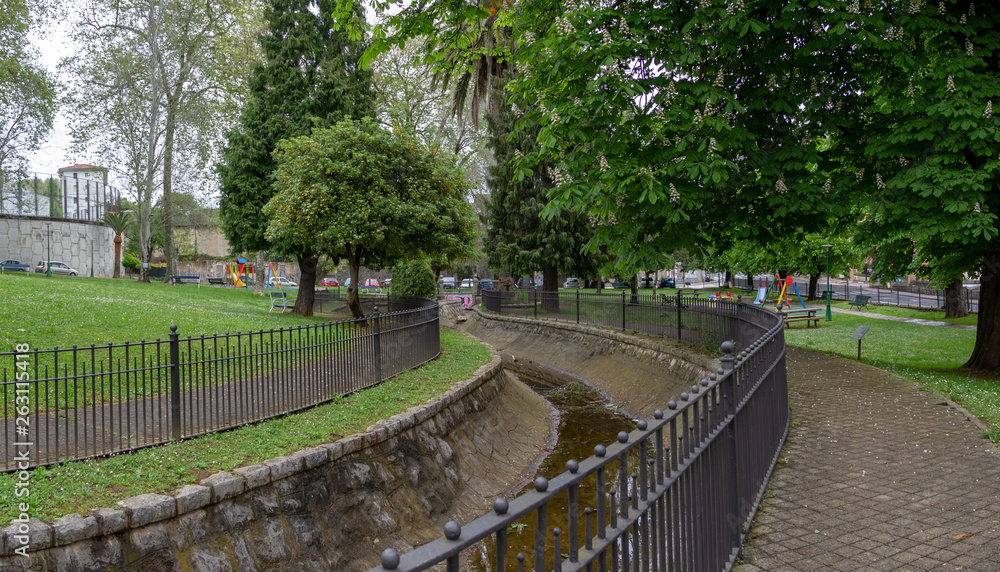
[319,277,340,287]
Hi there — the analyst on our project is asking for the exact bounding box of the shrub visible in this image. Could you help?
[390,259,436,298]
[122,252,141,271]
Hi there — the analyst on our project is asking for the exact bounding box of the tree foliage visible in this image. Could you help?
[390,259,437,298]
[219,0,375,309]
[264,118,477,318]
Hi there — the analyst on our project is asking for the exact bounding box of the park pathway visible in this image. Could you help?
[735,347,1000,570]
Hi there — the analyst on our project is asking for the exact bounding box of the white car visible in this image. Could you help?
[269,276,297,288]
[36,261,79,276]
[461,278,473,289]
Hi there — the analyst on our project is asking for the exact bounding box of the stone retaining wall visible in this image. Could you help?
[459,308,719,417]
[0,216,115,277]
[0,353,556,571]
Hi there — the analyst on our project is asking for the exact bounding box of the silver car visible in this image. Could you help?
[36,261,79,276]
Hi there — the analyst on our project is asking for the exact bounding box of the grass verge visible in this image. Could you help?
[828,300,978,326]
[0,328,491,522]
[783,314,1000,438]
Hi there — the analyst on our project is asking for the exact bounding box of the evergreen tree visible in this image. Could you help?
[218,0,375,315]
[483,80,603,311]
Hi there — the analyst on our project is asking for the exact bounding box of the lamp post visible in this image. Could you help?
[46,223,52,278]
[90,240,94,278]
[822,244,833,321]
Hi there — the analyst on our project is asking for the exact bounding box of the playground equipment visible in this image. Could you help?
[265,263,280,290]
[757,275,806,308]
[226,258,250,288]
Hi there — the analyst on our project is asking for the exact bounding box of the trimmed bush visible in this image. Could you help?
[390,259,436,298]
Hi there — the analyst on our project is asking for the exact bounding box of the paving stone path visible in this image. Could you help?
[735,347,1000,571]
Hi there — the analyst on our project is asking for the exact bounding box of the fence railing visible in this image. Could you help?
[0,172,121,222]
[1,296,439,471]
[732,276,979,313]
[372,291,788,571]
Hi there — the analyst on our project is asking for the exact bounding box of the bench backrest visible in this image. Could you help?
[854,295,870,303]
[270,291,286,299]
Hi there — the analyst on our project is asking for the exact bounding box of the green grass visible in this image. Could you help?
[0,273,329,353]
[829,300,979,326]
[0,328,491,522]
[783,314,1000,438]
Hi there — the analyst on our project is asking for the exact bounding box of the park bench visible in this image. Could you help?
[269,290,295,313]
[207,277,224,286]
[848,294,871,310]
[170,275,201,287]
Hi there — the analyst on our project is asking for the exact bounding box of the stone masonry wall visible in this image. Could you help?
[0,353,556,571]
[0,216,115,277]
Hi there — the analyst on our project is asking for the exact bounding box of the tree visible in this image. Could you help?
[483,80,603,311]
[219,0,376,309]
[264,118,476,318]
[0,0,56,182]
[103,211,132,278]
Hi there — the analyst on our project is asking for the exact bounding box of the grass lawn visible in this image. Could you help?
[829,300,979,326]
[783,314,1000,439]
[0,328,491,521]
[0,273,330,353]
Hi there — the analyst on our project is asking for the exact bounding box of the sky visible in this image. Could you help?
[28,22,77,177]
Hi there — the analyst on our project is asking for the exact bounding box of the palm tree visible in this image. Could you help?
[103,211,131,279]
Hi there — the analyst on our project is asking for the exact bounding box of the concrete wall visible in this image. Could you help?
[0,354,557,571]
[0,216,115,277]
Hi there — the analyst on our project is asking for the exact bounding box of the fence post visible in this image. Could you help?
[676,291,682,341]
[169,325,181,441]
[621,290,626,331]
[576,289,580,324]
[720,340,735,371]
[533,287,538,318]
[373,306,382,382]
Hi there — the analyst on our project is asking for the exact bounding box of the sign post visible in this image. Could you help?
[851,326,869,360]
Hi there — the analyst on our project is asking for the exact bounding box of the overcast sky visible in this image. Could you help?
[28,20,82,177]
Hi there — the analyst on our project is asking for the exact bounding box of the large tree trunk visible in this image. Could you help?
[944,277,969,319]
[293,253,317,317]
[162,94,178,281]
[113,235,122,279]
[596,276,604,294]
[629,275,639,304]
[808,273,820,301]
[345,247,364,318]
[541,263,559,313]
[965,251,999,370]
[254,251,267,296]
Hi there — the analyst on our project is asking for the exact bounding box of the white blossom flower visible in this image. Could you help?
[669,183,680,202]
[938,1,945,14]
[985,100,993,119]
[556,16,576,34]
[599,155,609,172]
[876,173,885,189]
[692,109,703,125]
[713,69,724,87]
[908,0,922,14]
[960,14,966,24]
[666,80,677,97]
[857,168,865,181]
[899,155,909,166]
[618,18,629,35]
[602,29,613,46]
[708,138,718,153]
[966,39,974,56]
[906,82,914,98]
[823,178,832,192]
[811,77,818,92]
[748,203,755,214]
[969,2,975,16]
[848,0,860,13]
[768,73,778,89]
[775,173,787,194]
[947,75,956,93]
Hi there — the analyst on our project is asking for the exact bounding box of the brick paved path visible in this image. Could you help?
[736,347,1000,571]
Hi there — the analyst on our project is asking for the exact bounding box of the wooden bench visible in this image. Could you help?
[848,295,871,310]
[207,277,224,286]
[778,307,822,328]
[270,290,295,313]
[170,275,200,287]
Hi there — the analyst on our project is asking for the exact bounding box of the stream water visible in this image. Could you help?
[463,372,636,571]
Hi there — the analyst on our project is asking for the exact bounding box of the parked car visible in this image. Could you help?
[319,277,339,287]
[460,278,473,289]
[383,278,392,287]
[0,259,27,272]
[36,261,78,276]
[269,276,297,288]
[442,277,456,289]
[563,278,580,289]
[659,277,676,288]
[479,278,495,289]
[362,278,380,291]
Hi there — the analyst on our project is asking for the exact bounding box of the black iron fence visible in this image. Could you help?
[732,276,979,313]
[0,172,120,222]
[1,295,439,471]
[373,291,787,571]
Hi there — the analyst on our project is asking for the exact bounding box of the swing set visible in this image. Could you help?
[754,275,807,309]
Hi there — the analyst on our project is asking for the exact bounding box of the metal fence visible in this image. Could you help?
[0,172,120,222]
[732,276,979,313]
[1,296,439,471]
[372,291,788,571]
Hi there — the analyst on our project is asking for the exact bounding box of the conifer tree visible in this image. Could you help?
[219,0,375,315]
